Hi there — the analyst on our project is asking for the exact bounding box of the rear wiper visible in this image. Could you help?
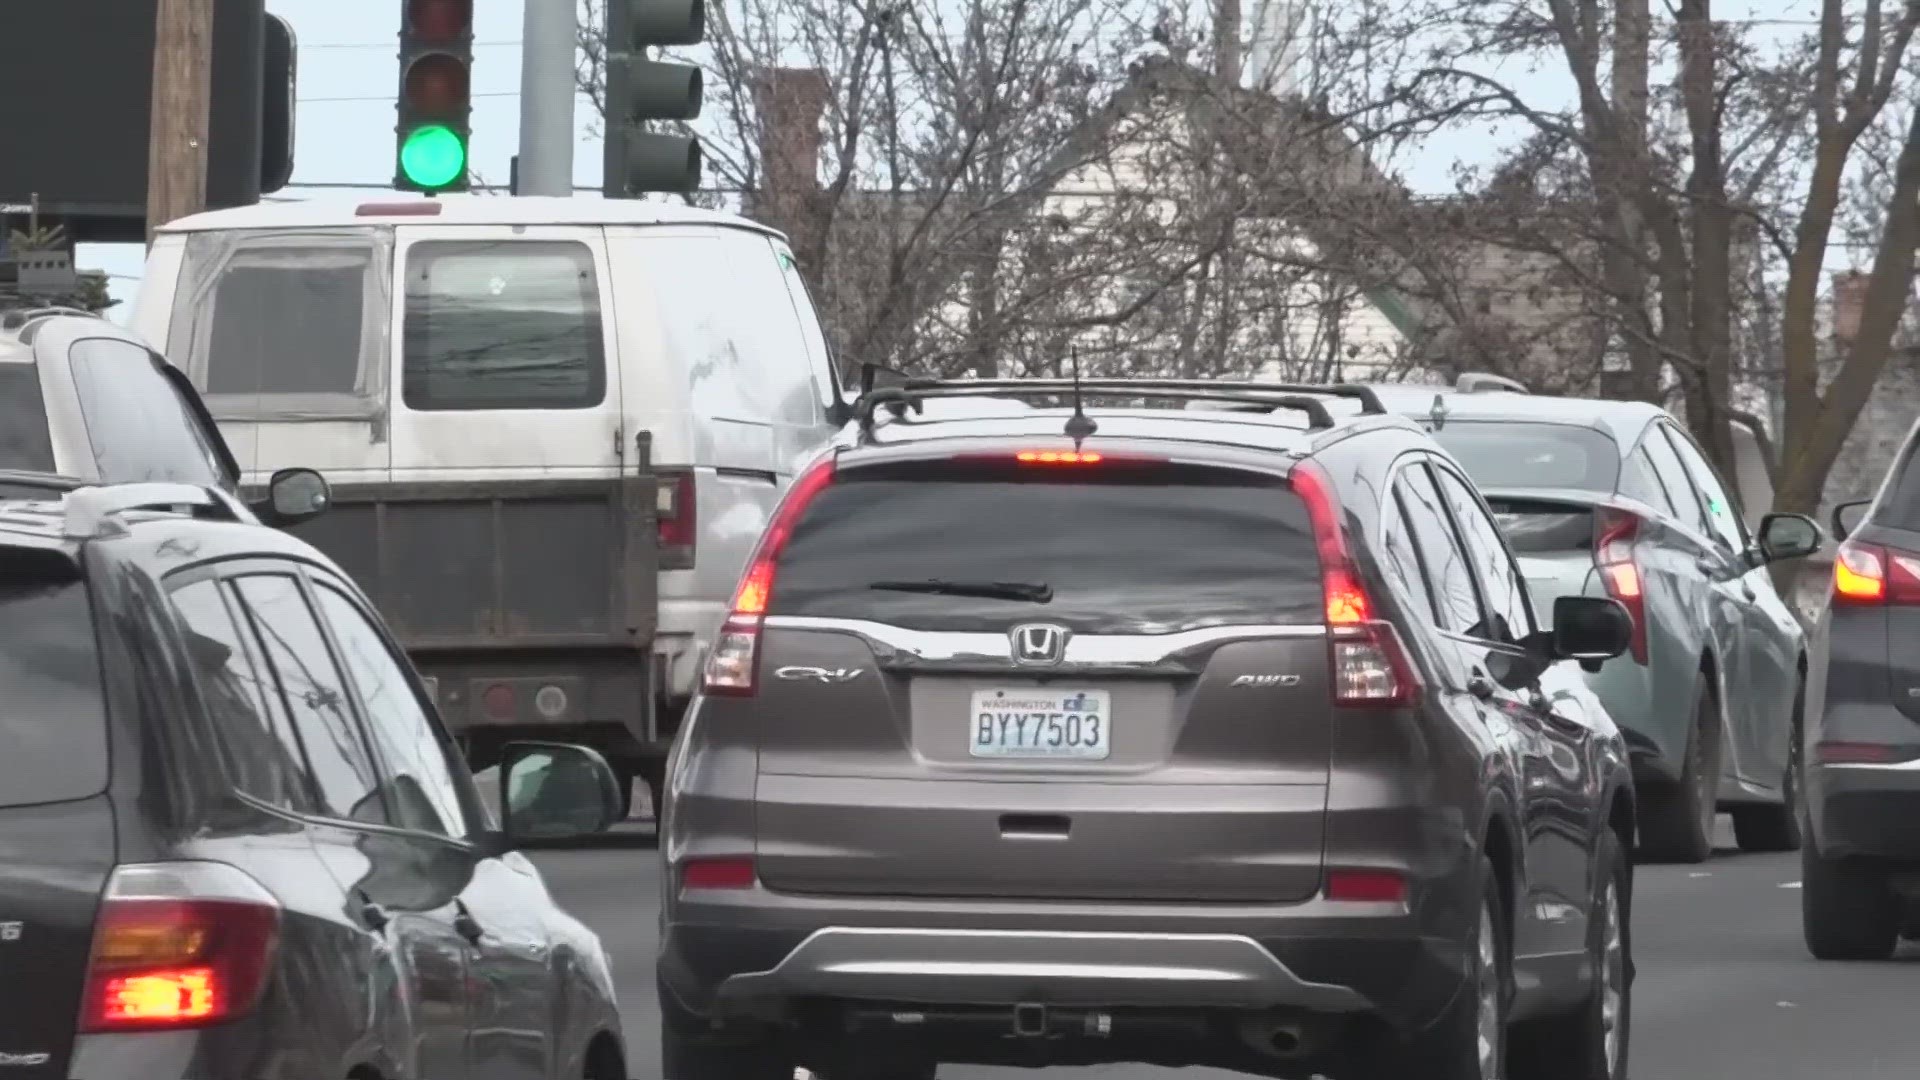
[867,578,1054,603]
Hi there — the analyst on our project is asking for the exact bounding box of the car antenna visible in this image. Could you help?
[1063,349,1098,448]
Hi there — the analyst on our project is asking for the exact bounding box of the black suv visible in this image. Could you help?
[659,379,1640,1080]
[1807,419,1920,958]
[0,478,632,1080]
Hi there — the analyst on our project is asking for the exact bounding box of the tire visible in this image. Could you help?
[658,981,793,1080]
[1511,831,1632,1080]
[1801,838,1902,961]
[1363,857,1508,1080]
[1637,677,1719,864]
[1731,676,1804,853]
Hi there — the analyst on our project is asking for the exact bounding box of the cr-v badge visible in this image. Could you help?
[773,666,864,684]
[0,1053,50,1067]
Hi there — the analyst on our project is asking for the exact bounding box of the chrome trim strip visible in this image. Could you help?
[1822,758,1920,772]
[760,616,1327,665]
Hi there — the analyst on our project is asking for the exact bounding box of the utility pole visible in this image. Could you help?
[517,0,577,196]
[146,0,217,245]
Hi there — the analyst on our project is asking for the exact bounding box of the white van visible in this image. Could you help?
[133,196,844,808]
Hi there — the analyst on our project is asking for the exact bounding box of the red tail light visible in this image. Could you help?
[1290,461,1420,707]
[658,469,697,569]
[702,456,838,696]
[79,862,281,1033]
[1832,539,1920,606]
[1325,868,1409,903]
[1593,507,1648,664]
[680,856,757,891]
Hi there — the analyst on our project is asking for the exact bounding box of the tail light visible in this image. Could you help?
[702,456,838,696]
[1832,539,1920,605]
[1594,507,1648,664]
[680,856,757,891]
[1290,461,1421,707]
[78,862,281,1033]
[658,469,697,570]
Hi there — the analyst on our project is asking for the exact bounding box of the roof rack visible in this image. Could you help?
[850,377,1387,441]
[61,483,247,539]
[1455,372,1529,394]
[0,470,89,494]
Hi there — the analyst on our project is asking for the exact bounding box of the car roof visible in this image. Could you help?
[1363,383,1666,450]
[0,488,336,570]
[155,195,787,237]
[2,310,155,354]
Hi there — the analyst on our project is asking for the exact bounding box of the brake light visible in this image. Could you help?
[1017,450,1102,464]
[1832,539,1920,605]
[1290,460,1420,707]
[702,456,838,695]
[78,862,281,1033]
[680,856,756,891]
[658,470,697,569]
[1593,507,1648,664]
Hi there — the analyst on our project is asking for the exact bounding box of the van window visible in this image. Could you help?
[644,231,816,422]
[770,460,1324,633]
[0,364,56,473]
[0,558,107,808]
[68,339,225,486]
[402,240,606,411]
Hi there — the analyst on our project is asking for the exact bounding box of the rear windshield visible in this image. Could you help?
[769,460,1324,633]
[1432,421,1620,493]
[0,557,107,807]
[1485,497,1595,555]
[0,364,56,473]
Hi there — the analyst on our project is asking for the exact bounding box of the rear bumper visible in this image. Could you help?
[1807,760,1920,862]
[659,893,1469,1033]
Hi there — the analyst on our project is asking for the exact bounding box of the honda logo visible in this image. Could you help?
[1010,623,1071,665]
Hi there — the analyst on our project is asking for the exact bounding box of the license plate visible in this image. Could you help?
[969,689,1111,759]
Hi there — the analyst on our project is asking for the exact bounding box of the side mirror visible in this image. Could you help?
[1756,512,1824,563]
[1832,500,1870,542]
[250,467,330,528]
[498,741,622,844]
[1549,595,1634,662]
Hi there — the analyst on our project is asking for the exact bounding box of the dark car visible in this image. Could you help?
[658,379,1640,1080]
[1804,420,1920,959]
[0,477,632,1080]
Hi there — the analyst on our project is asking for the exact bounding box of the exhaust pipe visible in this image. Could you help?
[1235,1015,1308,1058]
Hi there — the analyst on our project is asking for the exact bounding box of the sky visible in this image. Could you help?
[81,0,1816,321]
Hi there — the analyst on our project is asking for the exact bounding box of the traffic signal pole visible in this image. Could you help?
[146,0,217,244]
[516,0,576,196]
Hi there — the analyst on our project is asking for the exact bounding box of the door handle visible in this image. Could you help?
[453,908,484,945]
[356,900,390,933]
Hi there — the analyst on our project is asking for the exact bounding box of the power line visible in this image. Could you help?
[299,90,521,103]
[298,39,521,49]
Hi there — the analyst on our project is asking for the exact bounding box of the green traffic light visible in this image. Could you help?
[400,124,467,188]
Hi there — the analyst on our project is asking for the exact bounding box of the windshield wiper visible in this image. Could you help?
[867,578,1054,603]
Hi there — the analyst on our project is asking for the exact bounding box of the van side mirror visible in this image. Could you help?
[250,467,330,528]
[499,742,623,844]
[1756,512,1823,563]
[1548,596,1633,662]
[1832,500,1870,542]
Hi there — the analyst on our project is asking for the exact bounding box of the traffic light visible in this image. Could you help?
[395,0,473,193]
[603,0,705,196]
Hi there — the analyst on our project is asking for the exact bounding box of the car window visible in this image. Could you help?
[68,339,225,486]
[310,582,468,838]
[1428,421,1621,492]
[0,363,57,473]
[1619,444,1676,515]
[1663,426,1747,550]
[230,573,388,825]
[402,240,606,412]
[1431,465,1535,642]
[770,460,1324,632]
[188,235,380,399]
[1380,488,1440,625]
[168,578,322,814]
[1638,425,1707,533]
[1394,465,1484,633]
[0,560,107,808]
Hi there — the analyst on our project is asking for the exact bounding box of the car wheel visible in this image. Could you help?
[1364,857,1508,1080]
[658,981,793,1080]
[1731,677,1804,852]
[1510,830,1631,1080]
[1802,837,1902,961]
[1637,677,1718,864]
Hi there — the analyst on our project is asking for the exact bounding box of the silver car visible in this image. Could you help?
[1371,377,1822,862]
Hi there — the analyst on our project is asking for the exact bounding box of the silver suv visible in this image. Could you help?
[658,379,1640,1080]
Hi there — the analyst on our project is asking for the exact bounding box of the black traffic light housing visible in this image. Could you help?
[603,0,705,196]
[395,0,474,193]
